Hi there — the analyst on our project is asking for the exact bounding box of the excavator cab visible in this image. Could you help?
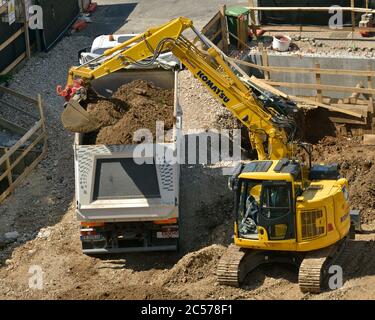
[235,178,296,242]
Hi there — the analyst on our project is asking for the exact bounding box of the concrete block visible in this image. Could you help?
[363,134,375,145]
[4,231,19,241]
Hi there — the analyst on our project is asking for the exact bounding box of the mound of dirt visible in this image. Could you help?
[86,98,126,127]
[295,108,337,144]
[162,245,226,286]
[85,80,174,145]
[313,136,375,224]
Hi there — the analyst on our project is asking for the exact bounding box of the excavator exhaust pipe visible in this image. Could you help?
[61,100,101,133]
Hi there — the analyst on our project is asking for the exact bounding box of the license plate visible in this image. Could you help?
[81,234,103,241]
[156,231,179,239]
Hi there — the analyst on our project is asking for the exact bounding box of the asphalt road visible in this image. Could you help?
[80,0,246,37]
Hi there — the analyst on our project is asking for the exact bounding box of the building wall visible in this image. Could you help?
[258,0,368,26]
[0,0,26,75]
[36,0,80,51]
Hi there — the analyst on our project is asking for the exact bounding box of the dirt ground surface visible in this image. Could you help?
[313,135,375,225]
[1,66,375,300]
[84,80,174,145]
[1,1,375,300]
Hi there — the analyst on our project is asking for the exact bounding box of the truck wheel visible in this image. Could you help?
[349,223,356,240]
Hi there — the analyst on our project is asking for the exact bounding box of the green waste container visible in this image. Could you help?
[225,6,249,47]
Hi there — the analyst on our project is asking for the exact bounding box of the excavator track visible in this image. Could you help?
[217,245,275,287]
[217,244,247,287]
[298,238,349,293]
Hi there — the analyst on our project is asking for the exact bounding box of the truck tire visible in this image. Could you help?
[349,223,356,240]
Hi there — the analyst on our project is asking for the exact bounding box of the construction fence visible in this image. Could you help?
[0,0,79,76]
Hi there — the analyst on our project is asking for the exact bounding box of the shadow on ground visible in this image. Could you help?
[76,3,138,38]
[91,163,234,271]
[243,263,299,291]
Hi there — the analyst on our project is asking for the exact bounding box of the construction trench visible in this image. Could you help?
[0,1,374,300]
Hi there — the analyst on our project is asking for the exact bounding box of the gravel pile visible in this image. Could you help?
[247,32,375,58]
[178,70,238,132]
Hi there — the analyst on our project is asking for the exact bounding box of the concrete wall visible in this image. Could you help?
[246,53,375,99]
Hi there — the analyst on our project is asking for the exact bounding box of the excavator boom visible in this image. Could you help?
[58,17,298,160]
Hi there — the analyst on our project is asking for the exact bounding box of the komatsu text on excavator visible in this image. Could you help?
[57,17,360,293]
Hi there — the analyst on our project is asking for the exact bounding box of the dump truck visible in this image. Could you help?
[72,38,181,254]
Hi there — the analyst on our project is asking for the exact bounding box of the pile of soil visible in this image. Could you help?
[296,108,337,144]
[313,135,375,224]
[84,80,174,145]
[162,245,225,286]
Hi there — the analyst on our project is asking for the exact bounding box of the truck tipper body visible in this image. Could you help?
[74,67,181,254]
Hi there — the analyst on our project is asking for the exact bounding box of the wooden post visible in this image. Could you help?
[366,64,375,131]
[248,0,258,40]
[23,0,31,59]
[315,63,322,103]
[236,15,241,49]
[37,94,45,127]
[219,5,228,53]
[37,94,48,154]
[4,148,13,187]
[351,0,356,41]
[239,14,248,50]
[259,43,270,80]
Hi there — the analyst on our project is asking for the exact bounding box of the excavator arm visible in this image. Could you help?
[58,17,298,160]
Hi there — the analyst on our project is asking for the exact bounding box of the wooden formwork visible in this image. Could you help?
[201,5,229,53]
[246,2,375,37]
[202,4,375,133]
[0,86,47,204]
[0,0,31,75]
[227,56,374,119]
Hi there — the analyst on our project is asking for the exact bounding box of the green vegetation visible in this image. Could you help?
[0,74,12,85]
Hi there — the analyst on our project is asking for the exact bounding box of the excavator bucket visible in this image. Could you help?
[61,100,101,133]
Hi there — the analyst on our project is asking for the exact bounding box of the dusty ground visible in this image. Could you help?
[1,65,375,300]
[0,1,375,301]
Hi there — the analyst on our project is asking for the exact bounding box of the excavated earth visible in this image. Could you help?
[84,80,174,145]
[312,135,375,224]
[0,55,374,300]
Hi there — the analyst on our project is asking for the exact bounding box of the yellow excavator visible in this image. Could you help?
[57,17,358,293]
